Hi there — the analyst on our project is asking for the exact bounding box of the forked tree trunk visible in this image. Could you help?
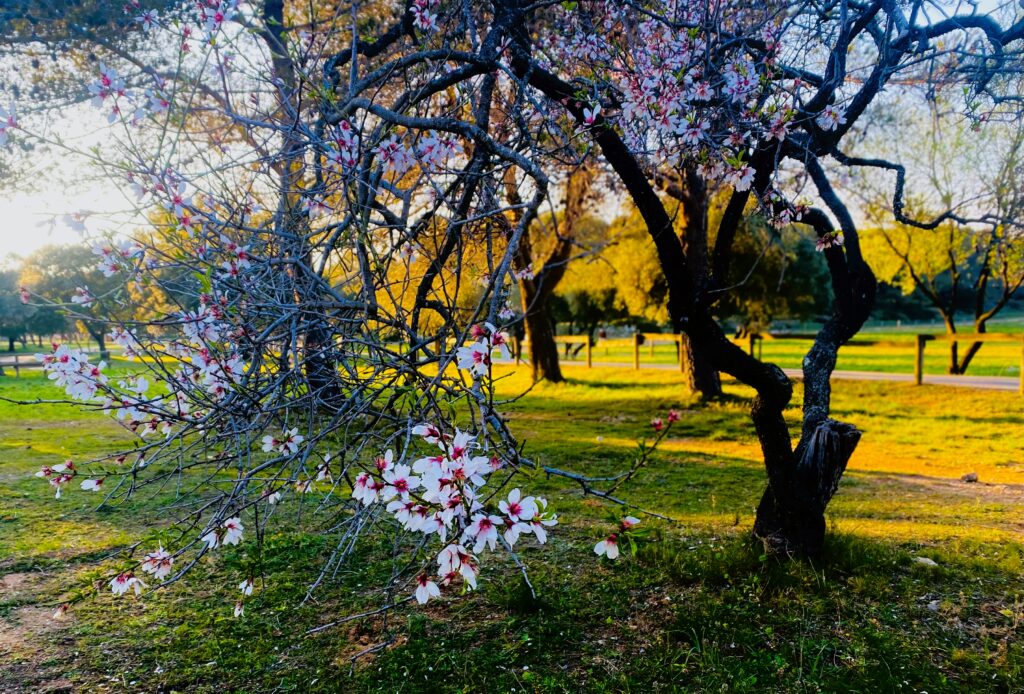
[517,58,875,557]
[753,419,861,555]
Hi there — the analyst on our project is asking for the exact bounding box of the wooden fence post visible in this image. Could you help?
[585,338,592,369]
[678,335,686,374]
[914,334,926,385]
[14,354,20,378]
[633,333,640,370]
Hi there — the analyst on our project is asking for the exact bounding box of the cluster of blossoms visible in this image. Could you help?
[92,239,144,277]
[35,459,106,498]
[37,345,107,401]
[261,428,304,455]
[34,460,76,499]
[353,425,556,604]
[651,409,681,432]
[201,517,244,549]
[456,323,511,377]
[410,0,441,33]
[141,547,174,580]
[541,1,848,215]
[88,63,127,123]
[88,0,242,129]
[594,516,642,560]
[195,0,240,37]
[325,120,360,172]
[110,571,146,596]
[512,264,535,281]
[416,131,463,170]
[106,522,238,602]
[69,286,95,307]
[815,230,845,252]
[33,294,245,440]
[373,129,464,175]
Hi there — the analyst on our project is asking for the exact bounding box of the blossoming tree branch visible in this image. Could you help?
[3,0,1023,629]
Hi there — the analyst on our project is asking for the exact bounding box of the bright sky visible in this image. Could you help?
[0,187,123,259]
[0,98,133,260]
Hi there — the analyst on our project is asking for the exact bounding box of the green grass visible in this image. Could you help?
[0,365,1022,692]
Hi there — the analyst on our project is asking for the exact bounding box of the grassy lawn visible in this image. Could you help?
[0,365,1022,692]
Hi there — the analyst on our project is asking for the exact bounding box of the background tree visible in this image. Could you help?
[23,304,67,345]
[510,167,597,382]
[0,269,33,351]
[19,244,123,356]
[718,217,833,335]
[858,114,1024,373]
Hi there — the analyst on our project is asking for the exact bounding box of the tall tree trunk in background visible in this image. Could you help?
[7,337,14,352]
[507,167,594,382]
[942,316,961,374]
[262,0,342,406]
[85,325,108,360]
[520,285,562,381]
[663,167,723,398]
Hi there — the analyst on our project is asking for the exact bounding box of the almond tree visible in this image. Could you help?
[4,0,1024,633]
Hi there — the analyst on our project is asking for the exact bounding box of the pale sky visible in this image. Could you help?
[0,183,138,261]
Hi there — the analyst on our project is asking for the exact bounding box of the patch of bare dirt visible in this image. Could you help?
[861,473,1024,506]
[0,571,77,694]
[0,604,75,693]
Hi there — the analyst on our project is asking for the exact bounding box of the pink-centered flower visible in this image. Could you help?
[499,488,538,523]
[463,513,504,553]
[110,572,145,596]
[594,535,620,560]
[415,573,441,604]
[382,464,421,501]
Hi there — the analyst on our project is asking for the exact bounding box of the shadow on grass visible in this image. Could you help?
[355,530,1023,694]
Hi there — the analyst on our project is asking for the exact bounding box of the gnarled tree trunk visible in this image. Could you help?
[515,25,878,557]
